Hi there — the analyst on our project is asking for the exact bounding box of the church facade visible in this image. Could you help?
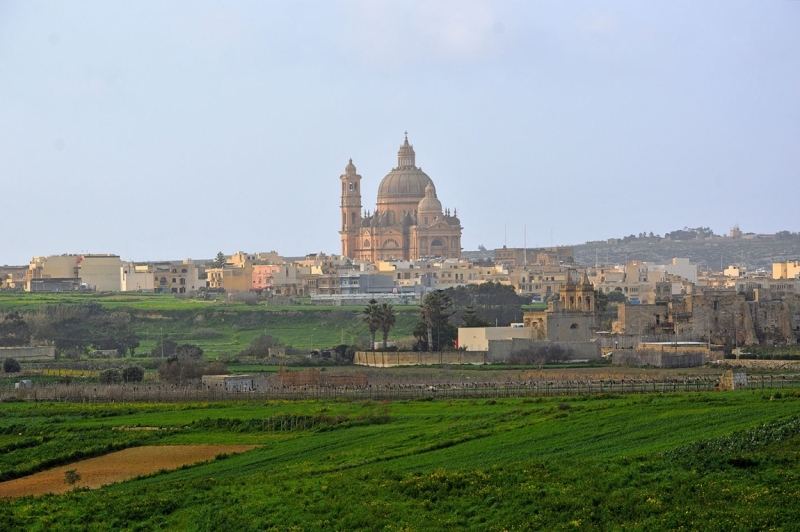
[339,135,462,262]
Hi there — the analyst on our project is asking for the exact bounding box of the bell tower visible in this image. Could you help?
[340,159,362,258]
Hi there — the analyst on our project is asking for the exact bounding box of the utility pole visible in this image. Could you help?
[161,327,164,358]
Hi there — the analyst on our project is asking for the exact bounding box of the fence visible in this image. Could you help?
[3,374,799,403]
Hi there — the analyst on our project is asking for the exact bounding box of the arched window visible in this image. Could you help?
[349,182,354,191]
[354,183,357,191]
[388,211,395,225]
[172,269,177,273]
[343,213,346,227]
[351,212,356,225]
[431,239,443,247]
[570,323,579,329]
[363,239,370,247]
[383,239,400,248]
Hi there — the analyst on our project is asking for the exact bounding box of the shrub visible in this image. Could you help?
[204,361,230,376]
[188,328,223,339]
[121,366,144,383]
[2,357,21,373]
[64,469,81,485]
[98,368,122,384]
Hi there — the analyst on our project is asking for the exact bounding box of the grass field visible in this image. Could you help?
[0,292,421,356]
[1,391,800,530]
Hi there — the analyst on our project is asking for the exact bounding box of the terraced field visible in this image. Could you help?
[1,391,799,530]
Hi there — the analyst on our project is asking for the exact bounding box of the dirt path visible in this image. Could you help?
[0,444,257,499]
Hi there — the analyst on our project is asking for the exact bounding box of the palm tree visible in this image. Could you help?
[361,299,381,350]
[377,303,397,348]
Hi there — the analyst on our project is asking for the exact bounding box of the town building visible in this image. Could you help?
[340,134,462,261]
[523,271,597,342]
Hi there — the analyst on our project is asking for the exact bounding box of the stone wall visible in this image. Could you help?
[0,346,56,361]
[354,351,486,367]
[715,359,800,371]
[612,350,704,368]
[486,338,601,362]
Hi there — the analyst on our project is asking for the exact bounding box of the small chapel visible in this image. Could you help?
[339,135,462,261]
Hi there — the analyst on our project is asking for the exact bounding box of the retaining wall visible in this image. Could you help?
[354,351,487,367]
[0,346,56,361]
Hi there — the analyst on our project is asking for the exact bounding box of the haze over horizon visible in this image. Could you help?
[1,1,798,265]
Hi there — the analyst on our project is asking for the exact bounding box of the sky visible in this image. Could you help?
[1,1,798,265]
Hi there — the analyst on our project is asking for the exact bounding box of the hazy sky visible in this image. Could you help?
[1,1,798,264]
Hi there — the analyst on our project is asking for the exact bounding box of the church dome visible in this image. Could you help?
[417,183,442,215]
[376,134,434,203]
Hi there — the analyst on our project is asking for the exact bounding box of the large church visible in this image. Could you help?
[340,135,462,262]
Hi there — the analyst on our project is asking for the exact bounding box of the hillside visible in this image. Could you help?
[465,235,800,270]
[572,237,800,270]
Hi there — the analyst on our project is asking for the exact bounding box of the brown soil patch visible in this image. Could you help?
[0,444,256,499]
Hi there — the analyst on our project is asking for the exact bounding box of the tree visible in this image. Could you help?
[414,290,457,351]
[239,334,282,358]
[175,344,204,360]
[150,338,178,358]
[376,303,397,348]
[461,306,491,328]
[447,282,530,327]
[361,299,381,350]
[121,365,144,383]
[159,357,205,385]
[607,290,627,303]
[0,312,31,347]
[213,252,226,268]
[92,312,140,356]
[2,357,21,373]
[594,290,608,315]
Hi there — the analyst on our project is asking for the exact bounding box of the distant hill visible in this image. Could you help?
[464,234,800,271]
[572,236,800,270]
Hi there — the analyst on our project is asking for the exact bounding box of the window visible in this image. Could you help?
[349,182,354,191]
[182,269,187,273]
[570,323,579,329]
[351,212,356,225]
[363,239,370,247]
[180,278,185,285]
[714,301,720,311]
[172,278,176,283]
[431,239,443,247]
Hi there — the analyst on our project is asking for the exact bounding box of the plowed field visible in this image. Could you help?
[0,445,257,498]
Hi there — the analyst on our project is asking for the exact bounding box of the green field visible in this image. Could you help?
[0,292,421,357]
[2,391,800,530]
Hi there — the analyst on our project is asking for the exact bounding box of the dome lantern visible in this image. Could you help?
[397,132,416,168]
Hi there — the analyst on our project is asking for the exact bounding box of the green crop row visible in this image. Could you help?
[2,392,800,530]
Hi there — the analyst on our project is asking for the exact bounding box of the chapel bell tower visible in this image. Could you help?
[339,159,362,258]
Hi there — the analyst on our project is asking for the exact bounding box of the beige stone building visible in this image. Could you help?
[121,260,204,293]
[340,135,462,261]
[774,261,800,280]
[523,271,597,342]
